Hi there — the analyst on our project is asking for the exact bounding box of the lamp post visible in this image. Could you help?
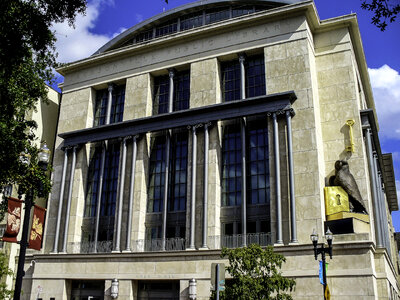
[13,143,50,300]
[310,228,333,300]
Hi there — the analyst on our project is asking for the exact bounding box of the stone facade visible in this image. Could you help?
[21,1,399,299]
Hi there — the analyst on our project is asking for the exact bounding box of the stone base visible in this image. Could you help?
[325,215,370,235]
[327,211,370,223]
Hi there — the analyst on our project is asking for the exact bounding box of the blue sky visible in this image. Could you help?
[52,0,400,230]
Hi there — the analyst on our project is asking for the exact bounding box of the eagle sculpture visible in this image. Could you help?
[332,160,368,214]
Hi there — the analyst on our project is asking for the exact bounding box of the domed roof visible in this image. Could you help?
[94,0,303,55]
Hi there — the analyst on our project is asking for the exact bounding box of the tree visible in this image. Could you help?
[212,244,296,300]
[361,0,400,31]
[0,0,87,219]
[0,252,13,299]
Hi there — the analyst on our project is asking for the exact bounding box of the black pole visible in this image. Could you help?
[216,263,220,300]
[13,191,33,300]
[322,251,327,300]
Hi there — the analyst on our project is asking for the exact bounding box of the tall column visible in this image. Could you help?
[61,145,77,253]
[286,110,297,243]
[377,172,390,255]
[106,84,114,125]
[372,152,384,248]
[188,125,199,249]
[364,128,383,247]
[162,133,171,251]
[115,136,129,252]
[94,142,106,253]
[52,148,69,253]
[272,112,283,244]
[126,136,138,251]
[202,123,210,249]
[239,53,247,246]
[161,69,175,251]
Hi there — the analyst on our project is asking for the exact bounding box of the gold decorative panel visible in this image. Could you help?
[324,186,350,216]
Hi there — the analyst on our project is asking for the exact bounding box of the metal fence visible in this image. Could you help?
[144,238,187,252]
[221,233,272,248]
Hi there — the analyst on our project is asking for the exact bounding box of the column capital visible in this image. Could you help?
[238,53,247,63]
[168,68,176,78]
[108,83,114,92]
[285,108,296,117]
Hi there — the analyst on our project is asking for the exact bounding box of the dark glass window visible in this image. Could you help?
[154,71,190,114]
[148,136,166,213]
[85,147,102,217]
[155,21,178,37]
[222,124,242,206]
[232,6,255,17]
[248,123,269,204]
[169,132,188,212]
[205,8,230,24]
[173,71,190,111]
[110,85,125,123]
[148,133,188,213]
[94,85,125,126]
[154,76,170,114]
[136,29,153,43]
[222,55,265,102]
[221,60,241,102]
[85,142,120,217]
[93,89,108,126]
[180,13,203,31]
[246,56,266,97]
[101,143,120,217]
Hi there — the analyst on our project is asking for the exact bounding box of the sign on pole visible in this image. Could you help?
[211,263,225,291]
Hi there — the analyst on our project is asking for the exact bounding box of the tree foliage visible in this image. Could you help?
[0,252,13,299]
[0,0,86,216]
[213,244,296,300]
[361,0,400,31]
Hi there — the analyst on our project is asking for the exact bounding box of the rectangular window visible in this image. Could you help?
[232,6,255,17]
[85,142,120,218]
[222,123,242,206]
[221,55,266,102]
[246,55,266,97]
[136,29,153,43]
[148,132,188,213]
[153,71,190,114]
[93,85,125,126]
[205,8,230,24]
[180,13,203,31]
[222,121,270,206]
[169,132,188,212]
[155,21,178,37]
[248,123,270,204]
[173,71,190,111]
[221,60,241,102]
[148,136,166,213]
[93,89,108,126]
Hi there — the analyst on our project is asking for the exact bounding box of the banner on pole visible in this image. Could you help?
[319,260,328,285]
[28,205,46,250]
[2,197,23,243]
[325,284,331,300]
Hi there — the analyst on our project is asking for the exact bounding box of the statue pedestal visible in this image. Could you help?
[325,212,370,234]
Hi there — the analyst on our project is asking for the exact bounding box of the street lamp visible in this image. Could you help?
[14,144,50,300]
[310,228,333,300]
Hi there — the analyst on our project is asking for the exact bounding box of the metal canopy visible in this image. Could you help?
[59,91,296,147]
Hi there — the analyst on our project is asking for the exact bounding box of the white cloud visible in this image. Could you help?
[396,180,400,205]
[51,0,124,63]
[368,65,400,140]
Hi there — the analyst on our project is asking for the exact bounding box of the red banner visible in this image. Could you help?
[2,197,23,243]
[28,205,46,251]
